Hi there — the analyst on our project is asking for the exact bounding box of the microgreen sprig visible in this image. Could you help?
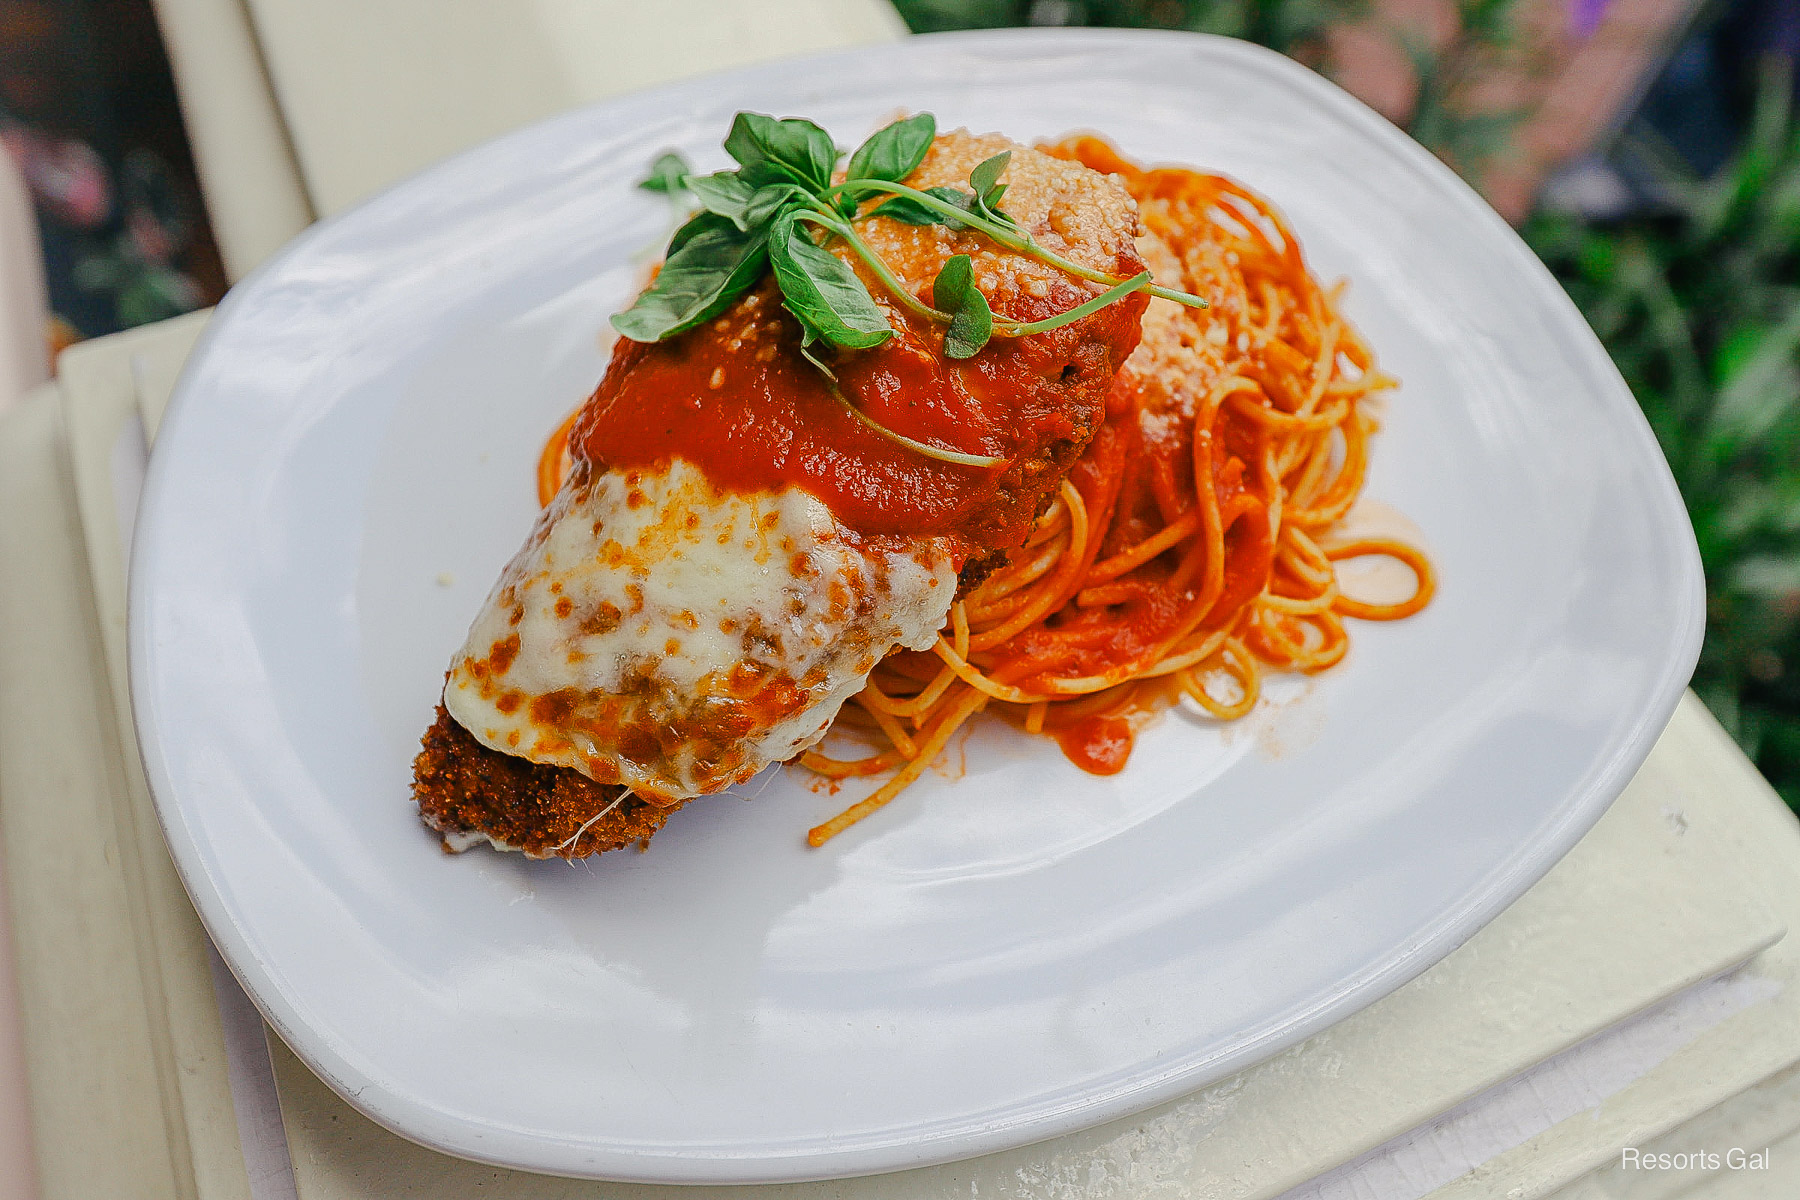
[800,343,1001,469]
[612,111,1208,466]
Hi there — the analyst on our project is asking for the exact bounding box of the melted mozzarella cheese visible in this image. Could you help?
[444,458,955,803]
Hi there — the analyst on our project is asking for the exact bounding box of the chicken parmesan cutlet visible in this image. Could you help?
[414,116,1160,858]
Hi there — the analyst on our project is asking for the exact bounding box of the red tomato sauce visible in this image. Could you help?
[990,394,1275,695]
[1055,714,1134,775]
[575,280,1147,552]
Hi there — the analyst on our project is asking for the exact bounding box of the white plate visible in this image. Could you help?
[130,29,1703,1184]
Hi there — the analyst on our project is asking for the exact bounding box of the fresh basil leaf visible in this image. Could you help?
[684,171,758,230]
[724,112,836,192]
[611,214,768,342]
[846,113,936,186]
[769,212,892,350]
[932,252,974,311]
[637,151,691,195]
[746,182,811,228]
[933,254,993,359]
[869,186,977,229]
[665,209,715,255]
[968,151,1010,200]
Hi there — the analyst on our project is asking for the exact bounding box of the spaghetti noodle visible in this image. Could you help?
[537,140,1434,848]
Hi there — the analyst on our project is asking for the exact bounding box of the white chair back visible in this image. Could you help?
[0,146,49,420]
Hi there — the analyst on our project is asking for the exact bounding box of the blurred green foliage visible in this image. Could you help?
[891,0,1527,181]
[892,1,1800,810]
[1527,62,1800,811]
[891,0,1355,56]
[1401,0,1533,182]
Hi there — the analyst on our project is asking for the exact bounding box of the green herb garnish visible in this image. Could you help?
[800,339,1001,468]
[614,112,1207,465]
[868,185,977,228]
[844,112,936,189]
[609,214,767,343]
[933,254,993,361]
[769,209,892,350]
[724,112,838,192]
[637,151,691,196]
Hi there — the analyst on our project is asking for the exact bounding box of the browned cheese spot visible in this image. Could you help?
[529,689,577,727]
[488,634,520,674]
[580,601,622,636]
